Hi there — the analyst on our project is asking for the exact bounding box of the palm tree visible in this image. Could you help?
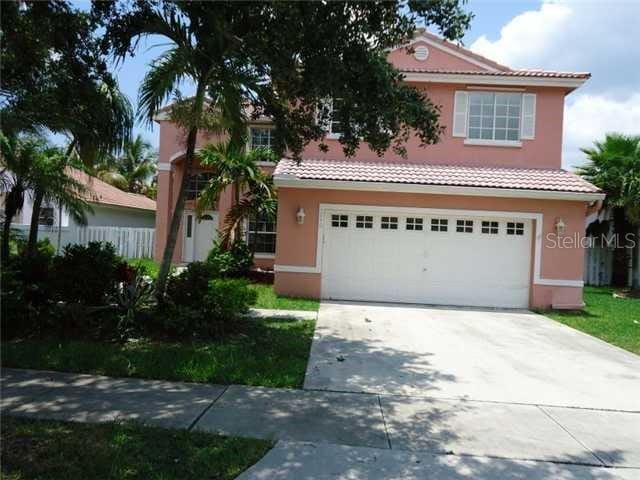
[25,148,93,256]
[196,144,276,246]
[95,135,157,194]
[578,133,640,287]
[122,7,247,297]
[0,134,43,263]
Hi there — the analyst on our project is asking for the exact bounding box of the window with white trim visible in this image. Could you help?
[468,92,521,142]
[506,222,525,236]
[381,216,398,230]
[247,216,277,254]
[38,206,55,226]
[356,215,373,229]
[406,217,423,231]
[319,98,344,136]
[456,219,473,233]
[331,214,348,228]
[431,218,448,232]
[481,221,499,234]
[249,127,274,150]
[186,172,214,200]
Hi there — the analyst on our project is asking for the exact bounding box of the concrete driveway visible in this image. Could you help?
[304,302,640,411]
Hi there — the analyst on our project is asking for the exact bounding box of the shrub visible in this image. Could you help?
[113,266,155,339]
[51,242,126,305]
[206,239,253,278]
[164,261,218,308]
[1,249,54,338]
[160,277,257,338]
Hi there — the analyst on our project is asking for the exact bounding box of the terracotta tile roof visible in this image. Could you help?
[275,158,601,194]
[400,68,590,79]
[68,168,156,211]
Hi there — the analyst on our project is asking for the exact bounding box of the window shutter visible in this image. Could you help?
[452,91,469,137]
[521,93,536,140]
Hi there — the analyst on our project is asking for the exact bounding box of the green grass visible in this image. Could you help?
[127,257,160,278]
[0,416,270,480]
[544,286,640,355]
[250,283,319,311]
[1,318,315,388]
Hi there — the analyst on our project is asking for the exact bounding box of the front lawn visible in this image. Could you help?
[250,283,319,311]
[1,317,315,388]
[1,416,270,480]
[127,257,161,278]
[544,286,640,355]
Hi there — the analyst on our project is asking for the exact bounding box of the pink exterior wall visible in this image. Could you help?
[301,83,567,169]
[274,187,588,309]
[387,40,487,71]
[154,121,275,267]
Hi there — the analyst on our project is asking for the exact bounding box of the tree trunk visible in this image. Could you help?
[233,180,242,245]
[611,207,631,287]
[1,188,22,265]
[634,225,640,289]
[26,189,44,256]
[155,83,207,299]
[1,210,14,264]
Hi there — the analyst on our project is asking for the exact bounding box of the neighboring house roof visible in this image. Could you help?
[68,168,156,211]
[274,158,601,194]
[399,68,591,79]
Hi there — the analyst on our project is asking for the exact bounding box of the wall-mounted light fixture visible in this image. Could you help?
[296,207,306,225]
[555,217,566,236]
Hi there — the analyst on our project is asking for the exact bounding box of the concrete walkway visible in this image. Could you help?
[248,308,317,321]
[2,368,639,479]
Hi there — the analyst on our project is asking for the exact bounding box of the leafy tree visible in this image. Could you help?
[99,0,472,296]
[196,144,276,248]
[2,1,133,241]
[578,134,640,287]
[1,0,133,164]
[94,135,157,194]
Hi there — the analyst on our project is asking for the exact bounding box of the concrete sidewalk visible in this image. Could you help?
[2,368,639,476]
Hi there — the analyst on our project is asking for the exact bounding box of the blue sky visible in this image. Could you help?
[98,0,639,168]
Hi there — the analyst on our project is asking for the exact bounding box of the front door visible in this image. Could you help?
[183,211,218,262]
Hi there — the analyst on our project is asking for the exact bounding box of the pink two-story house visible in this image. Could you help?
[155,30,603,310]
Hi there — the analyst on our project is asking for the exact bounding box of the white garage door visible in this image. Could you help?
[321,209,532,308]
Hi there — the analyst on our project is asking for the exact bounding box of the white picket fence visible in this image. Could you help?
[76,226,155,259]
[584,246,613,286]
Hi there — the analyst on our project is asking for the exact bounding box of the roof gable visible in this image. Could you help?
[388,30,510,73]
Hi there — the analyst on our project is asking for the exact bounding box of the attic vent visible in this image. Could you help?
[414,45,429,61]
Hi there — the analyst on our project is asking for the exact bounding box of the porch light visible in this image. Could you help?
[296,207,306,225]
[555,218,566,236]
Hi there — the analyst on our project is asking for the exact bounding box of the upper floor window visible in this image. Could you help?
[249,127,273,150]
[318,98,344,137]
[186,172,214,200]
[453,91,536,144]
[468,92,521,142]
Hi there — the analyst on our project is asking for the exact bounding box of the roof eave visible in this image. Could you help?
[400,72,588,89]
[273,174,605,202]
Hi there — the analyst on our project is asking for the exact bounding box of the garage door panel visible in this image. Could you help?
[321,210,531,308]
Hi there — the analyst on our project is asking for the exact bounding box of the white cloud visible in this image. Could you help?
[563,93,640,169]
[469,0,640,168]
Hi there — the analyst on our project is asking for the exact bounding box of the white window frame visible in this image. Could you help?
[247,125,275,151]
[246,216,277,257]
[318,98,343,139]
[465,91,523,147]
